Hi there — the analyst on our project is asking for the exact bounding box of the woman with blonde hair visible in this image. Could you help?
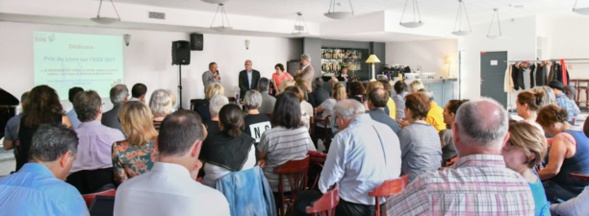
[279,79,296,94]
[502,120,550,216]
[537,105,589,203]
[149,89,174,130]
[532,86,557,108]
[409,80,425,93]
[195,83,225,124]
[112,101,159,184]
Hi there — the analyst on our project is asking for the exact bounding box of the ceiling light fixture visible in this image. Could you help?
[573,0,589,15]
[90,0,121,24]
[210,3,233,32]
[201,0,230,4]
[292,12,309,35]
[451,0,472,36]
[399,0,424,28]
[324,0,355,19]
[487,8,503,39]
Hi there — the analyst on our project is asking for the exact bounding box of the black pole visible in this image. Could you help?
[178,64,183,110]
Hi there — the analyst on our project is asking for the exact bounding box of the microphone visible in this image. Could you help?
[216,70,221,80]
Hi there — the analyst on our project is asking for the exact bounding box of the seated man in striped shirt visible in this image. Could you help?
[387,98,535,215]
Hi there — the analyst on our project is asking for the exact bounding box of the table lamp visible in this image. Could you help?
[366,54,381,81]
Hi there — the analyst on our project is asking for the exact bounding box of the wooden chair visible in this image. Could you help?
[274,156,310,216]
[305,184,340,216]
[82,189,116,207]
[308,150,327,189]
[368,175,409,216]
[446,156,459,167]
[570,173,589,182]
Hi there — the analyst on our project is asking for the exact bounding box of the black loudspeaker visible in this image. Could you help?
[172,40,190,65]
[190,33,203,51]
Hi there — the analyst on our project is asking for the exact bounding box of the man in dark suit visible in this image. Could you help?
[238,60,261,99]
[101,84,128,133]
[367,87,400,133]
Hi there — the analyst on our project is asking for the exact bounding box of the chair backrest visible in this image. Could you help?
[274,156,310,195]
[306,184,340,216]
[369,175,409,216]
[82,189,116,207]
[570,173,589,182]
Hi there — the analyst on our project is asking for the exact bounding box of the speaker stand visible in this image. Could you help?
[177,64,184,110]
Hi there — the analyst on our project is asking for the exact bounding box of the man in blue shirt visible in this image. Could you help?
[549,80,580,122]
[0,123,88,216]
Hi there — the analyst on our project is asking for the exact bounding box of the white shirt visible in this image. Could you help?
[203,147,257,187]
[318,114,402,205]
[114,162,230,216]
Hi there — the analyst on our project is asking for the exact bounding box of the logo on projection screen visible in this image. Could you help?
[34,33,56,43]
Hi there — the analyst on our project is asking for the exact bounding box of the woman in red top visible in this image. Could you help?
[272,63,293,93]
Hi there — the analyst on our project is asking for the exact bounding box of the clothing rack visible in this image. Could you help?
[506,58,589,64]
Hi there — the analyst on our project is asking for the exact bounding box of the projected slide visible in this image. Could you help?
[34,32,124,99]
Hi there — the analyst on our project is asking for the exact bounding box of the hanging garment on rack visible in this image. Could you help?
[536,63,548,86]
[548,61,557,82]
[552,63,570,85]
[523,66,532,90]
[513,64,526,90]
[504,64,515,93]
[561,59,569,86]
[529,63,536,88]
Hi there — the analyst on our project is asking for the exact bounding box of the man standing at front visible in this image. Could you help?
[114,110,230,216]
[296,54,315,93]
[387,98,535,215]
[203,62,221,89]
[238,60,260,99]
[312,99,402,215]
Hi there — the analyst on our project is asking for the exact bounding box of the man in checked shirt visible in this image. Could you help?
[387,98,535,215]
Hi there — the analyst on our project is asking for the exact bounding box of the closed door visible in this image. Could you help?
[480,51,508,108]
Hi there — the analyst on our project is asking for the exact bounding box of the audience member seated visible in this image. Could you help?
[367,88,400,133]
[66,90,125,194]
[17,85,72,171]
[112,101,159,185]
[257,77,276,115]
[195,83,225,125]
[3,91,28,152]
[285,86,312,129]
[257,91,316,202]
[549,80,580,123]
[296,79,315,107]
[279,79,296,94]
[150,89,174,130]
[243,90,272,145]
[314,83,347,146]
[0,123,87,215]
[409,80,424,93]
[296,99,401,216]
[537,105,589,202]
[533,86,557,108]
[419,88,447,132]
[349,82,366,103]
[387,98,535,215]
[365,81,384,107]
[206,94,229,135]
[66,87,84,129]
[551,123,589,216]
[200,104,256,187]
[114,110,230,216]
[272,63,293,95]
[517,91,545,133]
[130,83,147,102]
[311,77,330,107]
[102,84,129,133]
[379,80,397,119]
[440,99,468,165]
[502,120,550,216]
[399,92,442,182]
[392,81,408,120]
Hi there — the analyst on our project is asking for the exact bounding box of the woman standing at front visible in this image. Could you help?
[272,63,293,94]
[537,105,589,203]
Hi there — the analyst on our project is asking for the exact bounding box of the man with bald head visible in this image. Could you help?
[238,59,260,99]
[387,98,535,215]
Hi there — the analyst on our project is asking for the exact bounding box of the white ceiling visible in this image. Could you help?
[113,0,579,25]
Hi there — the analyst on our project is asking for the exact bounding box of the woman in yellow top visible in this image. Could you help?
[419,88,446,131]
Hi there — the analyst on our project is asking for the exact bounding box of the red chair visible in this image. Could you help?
[305,184,340,216]
[308,150,327,189]
[274,156,310,216]
[570,173,589,182]
[82,189,116,207]
[368,175,409,216]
